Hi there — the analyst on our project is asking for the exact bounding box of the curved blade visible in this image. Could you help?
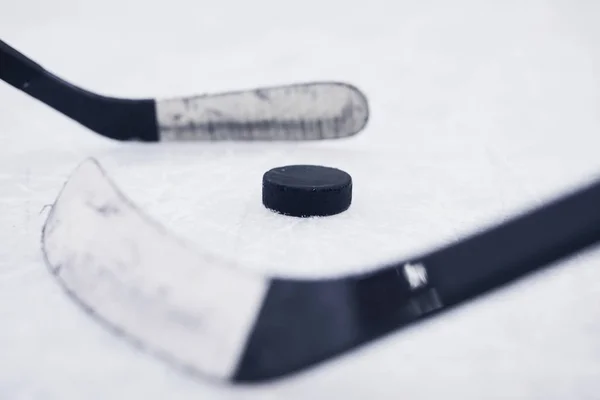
[42,159,270,382]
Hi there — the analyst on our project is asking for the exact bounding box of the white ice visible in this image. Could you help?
[1,0,600,398]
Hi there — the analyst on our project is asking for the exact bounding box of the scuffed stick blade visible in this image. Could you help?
[156,82,370,141]
[41,159,270,382]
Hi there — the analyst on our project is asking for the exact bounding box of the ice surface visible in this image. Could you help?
[1,0,600,398]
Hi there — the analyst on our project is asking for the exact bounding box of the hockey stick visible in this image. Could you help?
[0,39,369,141]
[41,159,600,383]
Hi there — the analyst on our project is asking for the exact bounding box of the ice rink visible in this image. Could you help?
[1,0,600,398]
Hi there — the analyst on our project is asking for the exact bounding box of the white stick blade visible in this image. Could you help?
[42,159,269,381]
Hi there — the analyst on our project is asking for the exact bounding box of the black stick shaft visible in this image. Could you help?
[235,177,600,382]
[424,179,600,304]
[0,39,158,141]
[0,39,48,89]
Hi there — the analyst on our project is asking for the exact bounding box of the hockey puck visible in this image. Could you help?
[262,165,352,217]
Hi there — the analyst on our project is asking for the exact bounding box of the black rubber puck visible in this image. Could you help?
[262,165,352,217]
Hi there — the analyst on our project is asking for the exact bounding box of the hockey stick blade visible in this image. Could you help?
[0,39,369,142]
[42,160,600,383]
